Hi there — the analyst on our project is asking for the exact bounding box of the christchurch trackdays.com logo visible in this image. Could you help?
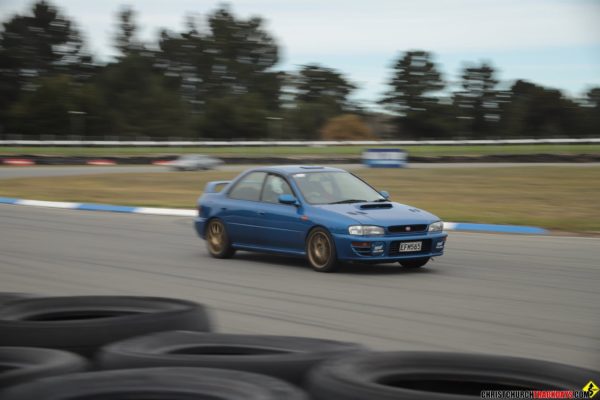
[480,380,598,399]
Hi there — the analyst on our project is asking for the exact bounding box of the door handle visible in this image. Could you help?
[257,211,265,215]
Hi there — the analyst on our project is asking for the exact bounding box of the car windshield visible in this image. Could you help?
[292,171,385,205]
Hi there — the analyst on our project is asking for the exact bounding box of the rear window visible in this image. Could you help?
[228,172,267,201]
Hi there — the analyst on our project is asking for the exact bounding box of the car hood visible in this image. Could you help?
[315,202,440,226]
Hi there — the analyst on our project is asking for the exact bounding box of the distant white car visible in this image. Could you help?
[170,154,223,171]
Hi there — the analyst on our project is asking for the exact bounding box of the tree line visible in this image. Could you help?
[1,1,598,140]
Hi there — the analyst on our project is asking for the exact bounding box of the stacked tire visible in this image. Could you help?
[1,367,308,400]
[0,347,87,389]
[306,351,598,400]
[1,292,597,399]
[97,331,366,384]
[0,293,37,307]
[0,293,364,399]
[0,295,212,357]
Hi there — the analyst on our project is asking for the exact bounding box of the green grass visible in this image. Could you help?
[1,166,599,232]
[1,144,600,157]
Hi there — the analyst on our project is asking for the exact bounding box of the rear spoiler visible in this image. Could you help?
[204,180,231,193]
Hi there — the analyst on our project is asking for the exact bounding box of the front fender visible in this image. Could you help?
[304,205,361,237]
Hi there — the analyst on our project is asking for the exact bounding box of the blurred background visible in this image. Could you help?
[0,1,599,376]
[0,0,598,141]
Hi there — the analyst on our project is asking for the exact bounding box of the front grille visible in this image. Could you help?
[389,239,432,256]
[388,224,428,234]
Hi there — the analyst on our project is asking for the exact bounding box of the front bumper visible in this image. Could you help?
[194,217,207,239]
[332,231,447,262]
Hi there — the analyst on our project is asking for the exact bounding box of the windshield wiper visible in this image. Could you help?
[373,198,389,202]
[328,199,367,204]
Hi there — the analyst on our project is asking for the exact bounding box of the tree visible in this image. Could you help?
[281,65,356,139]
[96,54,191,138]
[500,80,583,138]
[582,87,600,137]
[295,64,356,112]
[157,26,209,111]
[114,7,142,57]
[283,101,333,140]
[380,50,444,115]
[453,62,500,138]
[0,1,90,128]
[379,51,448,138]
[320,114,374,140]
[197,94,268,139]
[201,6,280,107]
[586,87,600,108]
[7,74,107,137]
[156,5,282,128]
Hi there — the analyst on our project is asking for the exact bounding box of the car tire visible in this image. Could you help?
[306,227,339,272]
[206,218,236,259]
[0,296,212,357]
[0,367,308,400]
[307,351,598,400]
[0,347,88,389]
[97,331,367,385]
[399,257,429,268]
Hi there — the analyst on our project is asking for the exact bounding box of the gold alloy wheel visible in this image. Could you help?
[308,231,331,269]
[207,220,225,255]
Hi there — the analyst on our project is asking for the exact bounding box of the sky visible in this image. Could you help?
[1,0,599,106]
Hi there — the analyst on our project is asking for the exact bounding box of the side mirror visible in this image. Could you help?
[380,190,390,200]
[278,194,299,206]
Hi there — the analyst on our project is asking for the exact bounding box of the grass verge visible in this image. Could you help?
[1,144,600,157]
[0,166,598,232]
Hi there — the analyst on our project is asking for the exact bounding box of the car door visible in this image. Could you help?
[254,173,308,252]
[222,171,267,246]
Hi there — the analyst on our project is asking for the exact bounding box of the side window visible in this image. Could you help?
[228,172,267,201]
[261,174,293,204]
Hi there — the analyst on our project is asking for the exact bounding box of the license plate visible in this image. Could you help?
[399,241,422,252]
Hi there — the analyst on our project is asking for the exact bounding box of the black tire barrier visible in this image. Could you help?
[97,331,367,384]
[0,347,88,389]
[307,351,599,400]
[0,296,212,357]
[0,293,37,307]
[0,367,309,400]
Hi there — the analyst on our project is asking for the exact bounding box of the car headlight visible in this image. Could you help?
[428,221,444,232]
[348,225,384,236]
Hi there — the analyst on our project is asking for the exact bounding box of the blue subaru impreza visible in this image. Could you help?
[195,165,447,272]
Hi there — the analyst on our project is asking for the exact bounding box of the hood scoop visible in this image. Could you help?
[359,203,393,210]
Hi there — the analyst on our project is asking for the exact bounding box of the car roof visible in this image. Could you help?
[249,165,346,176]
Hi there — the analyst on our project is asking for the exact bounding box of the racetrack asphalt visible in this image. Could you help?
[1,205,598,369]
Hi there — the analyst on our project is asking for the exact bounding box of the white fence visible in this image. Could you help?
[0,138,599,147]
